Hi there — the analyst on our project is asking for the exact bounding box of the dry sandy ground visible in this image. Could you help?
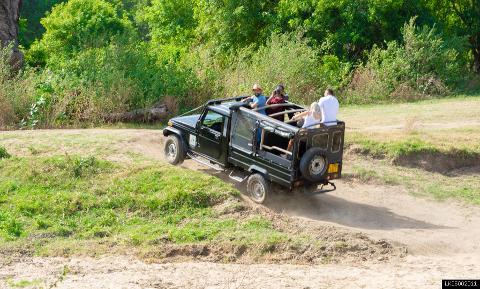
[1,254,478,289]
[1,129,479,288]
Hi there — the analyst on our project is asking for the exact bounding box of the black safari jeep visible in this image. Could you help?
[163,96,345,203]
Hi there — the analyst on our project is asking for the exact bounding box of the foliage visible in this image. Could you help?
[0,46,38,129]
[19,0,65,48]
[275,0,434,61]
[0,146,10,159]
[20,96,46,129]
[5,0,479,128]
[26,0,131,67]
[138,0,197,59]
[193,0,277,53]
[427,0,480,72]
[345,18,469,103]
[221,32,350,104]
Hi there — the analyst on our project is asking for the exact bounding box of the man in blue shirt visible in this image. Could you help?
[243,84,267,115]
[242,84,267,145]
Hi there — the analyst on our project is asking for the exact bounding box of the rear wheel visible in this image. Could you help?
[164,135,185,165]
[247,173,270,204]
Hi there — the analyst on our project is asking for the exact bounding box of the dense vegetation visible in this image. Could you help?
[1,0,479,128]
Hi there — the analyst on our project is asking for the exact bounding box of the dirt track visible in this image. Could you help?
[1,129,479,288]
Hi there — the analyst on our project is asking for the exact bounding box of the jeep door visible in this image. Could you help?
[196,108,228,163]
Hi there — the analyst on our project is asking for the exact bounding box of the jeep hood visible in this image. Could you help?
[171,114,200,128]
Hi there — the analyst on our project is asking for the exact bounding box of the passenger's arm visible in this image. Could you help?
[250,97,260,108]
[292,111,308,120]
[241,96,253,102]
[266,95,274,104]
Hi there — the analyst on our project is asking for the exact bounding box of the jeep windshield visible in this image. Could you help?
[170,105,205,128]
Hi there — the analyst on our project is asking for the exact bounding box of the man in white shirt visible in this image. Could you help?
[318,88,339,126]
[292,88,339,127]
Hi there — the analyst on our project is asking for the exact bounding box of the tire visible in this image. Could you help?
[164,135,185,165]
[299,148,328,182]
[247,173,270,204]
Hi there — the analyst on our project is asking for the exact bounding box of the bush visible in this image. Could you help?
[19,0,195,126]
[185,32,350,105]
[228,32,348,104]
[344,18,469,104]
[0,146,11,159]
[0,46,38,129]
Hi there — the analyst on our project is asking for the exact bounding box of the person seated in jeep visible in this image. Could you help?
[285,102,322,152]
[266,86,288,121]
[242,84,267,142]
[294,88,339,127]
[242,84,267,115]
[276,84,289,101]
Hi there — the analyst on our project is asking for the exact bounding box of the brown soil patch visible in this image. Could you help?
[347,145,480,174]
[393,151,480,174]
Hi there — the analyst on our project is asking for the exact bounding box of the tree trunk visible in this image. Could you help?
[0,0,23,68]
[474,48,480,74]
[103,103,169,123]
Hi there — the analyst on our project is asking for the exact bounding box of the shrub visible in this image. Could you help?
[0,46,38,129]
[22,0,195,126]
[344,18,469,104]
[229,32,348,104]
[189,32,350,105]
[0,211,24,239]
[0,146,11,159]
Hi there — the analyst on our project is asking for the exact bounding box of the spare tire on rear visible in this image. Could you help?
[300,148,328,182]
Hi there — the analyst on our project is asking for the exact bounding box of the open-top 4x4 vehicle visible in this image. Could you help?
[163,97,345,203]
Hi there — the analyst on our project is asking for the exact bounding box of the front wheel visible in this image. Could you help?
[164,135,185,165]
[247,173,270,204]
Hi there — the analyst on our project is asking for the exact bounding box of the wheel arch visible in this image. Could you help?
[163,128,189,152]
[163,127,183,137]
[247,165,269,180]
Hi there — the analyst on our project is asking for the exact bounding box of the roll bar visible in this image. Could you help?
[269,108,307,118]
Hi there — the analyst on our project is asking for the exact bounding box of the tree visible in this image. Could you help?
[275,0,433,61]
[27,0,131,67]
[428,0,480,73]
[138,0,197,61]
[18,0,64,48]
[0,0,23,67]
[140,0,197,45]
[194,0,278,52]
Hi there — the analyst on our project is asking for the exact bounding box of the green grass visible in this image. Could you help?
[7,279,43,288]
[0,154,300,257]
[341,95,480,204]
[340,95,480,153]
[345,155,480,204]
[347,135,479,160]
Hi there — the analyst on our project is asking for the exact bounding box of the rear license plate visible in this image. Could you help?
[328,163,339,173]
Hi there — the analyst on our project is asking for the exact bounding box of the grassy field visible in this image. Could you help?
[340,96,480,153]
[1,130,396,264]
[0,96,478,262]
[0,137,301,260]
[339,95,480,204]
[0,153,288,252]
